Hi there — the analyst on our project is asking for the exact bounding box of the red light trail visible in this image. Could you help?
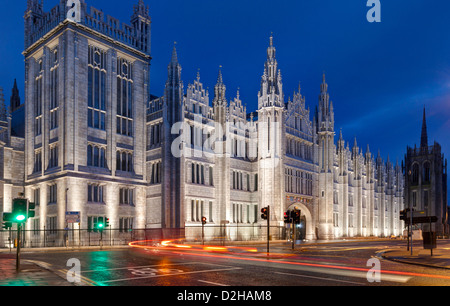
[129,239,450,282]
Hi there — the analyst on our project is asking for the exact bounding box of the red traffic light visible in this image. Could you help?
[261,207,268,220]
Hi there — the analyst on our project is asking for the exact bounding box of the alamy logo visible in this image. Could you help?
[170,120,282,168]
[366,258,381,283]
[67,0,81,23]
[66,258,81,283]
[366,0,381,23]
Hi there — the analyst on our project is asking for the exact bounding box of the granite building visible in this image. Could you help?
[149,36,405,241]
[404,109,448,236]
[0,0,407,245]
[22,0,151,241]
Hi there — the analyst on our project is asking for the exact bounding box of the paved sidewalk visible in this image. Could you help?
[0,254,73,286]
[381,247,450,270]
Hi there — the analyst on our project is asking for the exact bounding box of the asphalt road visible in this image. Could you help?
[20,240,450,288]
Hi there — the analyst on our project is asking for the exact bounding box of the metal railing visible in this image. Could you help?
[0,225,287,249]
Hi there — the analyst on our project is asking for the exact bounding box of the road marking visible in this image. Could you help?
[100,267,243,284]
[279,264,411,283]
[275,271,364,286]
[80,262,201,273]
[57,269,98,286]
[198,280,229,286]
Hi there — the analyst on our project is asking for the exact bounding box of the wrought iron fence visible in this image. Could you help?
[0,224,287,249]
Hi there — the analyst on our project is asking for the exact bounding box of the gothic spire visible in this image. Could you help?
[214,66,226,107]
[420,107,428,149]
[164,43,183,124]
[259,34,283,108]
[171,42,178,64]
[10,79,21,112]
[0,87,6,122]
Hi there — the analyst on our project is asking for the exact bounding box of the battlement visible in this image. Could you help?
[406,142,442,159]
[24,0,151,55]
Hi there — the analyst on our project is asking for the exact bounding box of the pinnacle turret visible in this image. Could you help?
[421,107,428,149]
[213,66,227,107]
[258,34,283,108]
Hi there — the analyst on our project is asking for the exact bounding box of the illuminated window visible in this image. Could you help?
[119,217,134,233]
[35,63,43,136]
[50,47,59,130]
[88,46,107,130]
[116,150,133,172]
[116,58,134,136]
[87,144,107,168]
[119,188,134,206]
[88,184,104,203]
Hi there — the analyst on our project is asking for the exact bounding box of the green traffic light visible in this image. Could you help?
[15,215,26,222]
[98,223,104,228]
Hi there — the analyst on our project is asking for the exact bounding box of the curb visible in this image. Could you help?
[379,250,450,270]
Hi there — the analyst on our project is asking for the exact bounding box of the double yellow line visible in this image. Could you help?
[57,269,99,286]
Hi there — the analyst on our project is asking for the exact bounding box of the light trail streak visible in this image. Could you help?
[129,239,450,282]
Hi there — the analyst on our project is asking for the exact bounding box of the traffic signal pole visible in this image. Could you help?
[16,223,21,272]
[292,215,295,250]
[410,208,413,256]
[267,205,270,255]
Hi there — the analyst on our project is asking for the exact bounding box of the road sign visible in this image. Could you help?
[405,216,438,225]
[66,212,80,224]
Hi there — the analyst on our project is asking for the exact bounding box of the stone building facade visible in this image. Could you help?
[149,36,405,240]
[0,0,407,245]
[404,110,448,236]
[22,0,151,241]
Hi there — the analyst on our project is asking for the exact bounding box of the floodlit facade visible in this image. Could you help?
[0,0,407,246]
[403,110,448,236]
[150,37,405,240]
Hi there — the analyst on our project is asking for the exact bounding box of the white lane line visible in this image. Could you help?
[101,267,243,284]
[80,262,201,273]
[277,265,411,284]
[275,271,364,286]
[198,280,229,286]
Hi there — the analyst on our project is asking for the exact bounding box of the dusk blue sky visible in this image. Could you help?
[0,1,448,204]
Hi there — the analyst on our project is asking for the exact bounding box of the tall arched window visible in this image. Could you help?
[412,163,419,185]
[87,144,107,169]
[423,162,431,184]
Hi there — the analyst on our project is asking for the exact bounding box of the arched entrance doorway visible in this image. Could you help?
[286,203,314,241]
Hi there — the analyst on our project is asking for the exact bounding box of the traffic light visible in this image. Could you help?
[400,209,407,222]
[28,202,36,219]
[12,199,28,223]
[292,209,301,224]
[284,212,291,224]
[400,208,414,222]
[261,207,268,220]
[2,221,12,230]
[105,218,110,228]
[96,217,105,231]
[2,213,13,230]
[3,212,13,223]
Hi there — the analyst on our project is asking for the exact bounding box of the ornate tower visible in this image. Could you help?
[316,73,335,239]
[257,35,285,226]
[161,44,185,229]
[23,0,151,236]
[213,67,230,224]
[404,108,448,236]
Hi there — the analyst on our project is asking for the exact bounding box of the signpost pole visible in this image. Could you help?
[429,214,433,257]
[16,223,21,273]
[267,205,270,255]
[291,211,295,250]
[410,209,413,256]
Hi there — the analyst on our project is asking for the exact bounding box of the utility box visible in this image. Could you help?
[423,232,437,250]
